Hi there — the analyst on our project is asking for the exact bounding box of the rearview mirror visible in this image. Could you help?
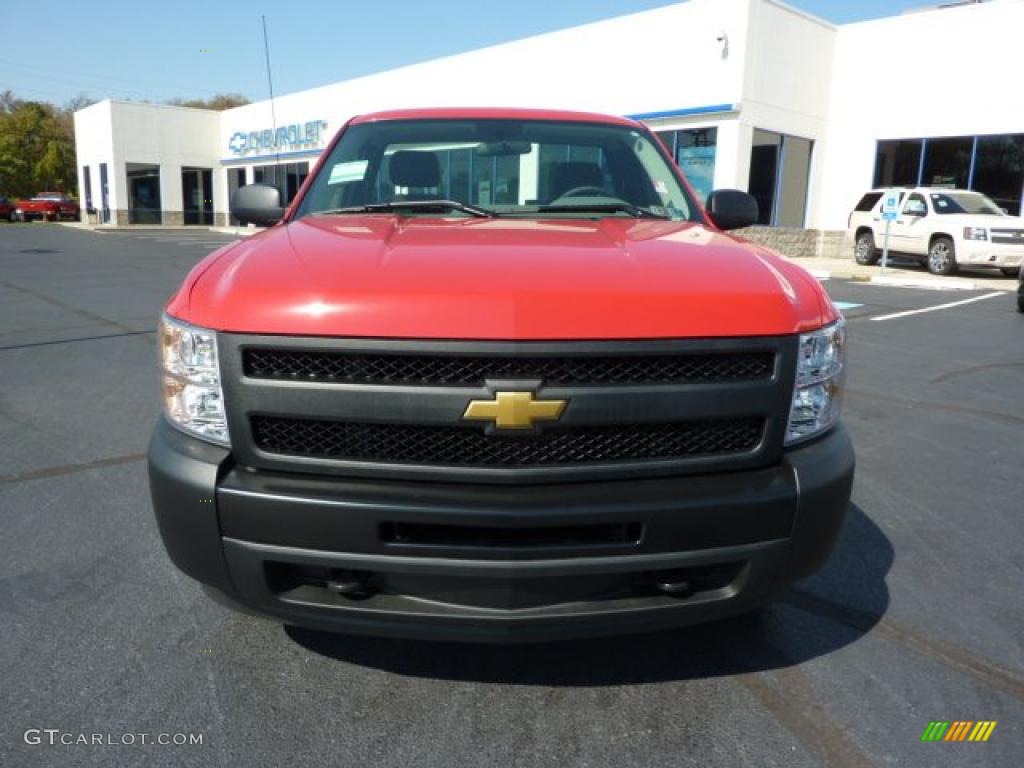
[231,183,284,226]
[476,140,532,157]
[705,189,759,231]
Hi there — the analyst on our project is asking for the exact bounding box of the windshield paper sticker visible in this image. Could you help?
[328,160,369,185]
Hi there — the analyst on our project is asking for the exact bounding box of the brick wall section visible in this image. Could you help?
[736,227,850,260]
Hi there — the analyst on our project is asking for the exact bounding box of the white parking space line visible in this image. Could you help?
[870,292,1003,322]
[870,275,977,291]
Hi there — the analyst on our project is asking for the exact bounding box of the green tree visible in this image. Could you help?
[0,98,79,197]
[166,93,250,111]
[0,91,247,198]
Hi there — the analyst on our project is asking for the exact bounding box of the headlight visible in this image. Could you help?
[786,318,846,446]
[159,314,230,446]
[963,226,987,241]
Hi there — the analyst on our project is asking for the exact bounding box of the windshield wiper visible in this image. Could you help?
[317,200,496,218]
[536,202,670,219]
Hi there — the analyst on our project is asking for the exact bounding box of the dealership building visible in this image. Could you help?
[73,0,1024,232]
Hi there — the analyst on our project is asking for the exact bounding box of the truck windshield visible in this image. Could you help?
[296,119,700,222]
[929,192,1004,215]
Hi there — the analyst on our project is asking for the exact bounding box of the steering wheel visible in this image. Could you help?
[556,186,607,199]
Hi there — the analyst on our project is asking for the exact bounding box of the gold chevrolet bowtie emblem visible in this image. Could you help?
[463,391,567,430]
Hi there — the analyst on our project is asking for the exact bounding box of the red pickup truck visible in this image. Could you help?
[15,192,80,222]
[0,196,18,222]
[148,108,854,642]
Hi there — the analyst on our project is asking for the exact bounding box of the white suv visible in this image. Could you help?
[848,188,1024,276]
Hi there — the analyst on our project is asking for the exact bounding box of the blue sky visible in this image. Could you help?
[2,0,927,106]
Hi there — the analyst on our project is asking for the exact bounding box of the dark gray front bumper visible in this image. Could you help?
[148,418,854,642]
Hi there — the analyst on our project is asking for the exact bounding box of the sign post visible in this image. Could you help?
[880,189,900,275]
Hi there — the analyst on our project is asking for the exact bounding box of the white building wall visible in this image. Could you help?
[73,102,116,215]
[219,0,751,165]
[108,102,221,224]
[741,0,836,226]
[71,0,1024,232]
[817,0,1024,229]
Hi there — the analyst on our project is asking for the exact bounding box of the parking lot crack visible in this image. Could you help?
[738,664,878,768]
[0,279,138,335]
[0,453,146,486]
[785,589,1024,701]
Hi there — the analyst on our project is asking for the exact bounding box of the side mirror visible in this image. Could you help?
[230,183,284,226]
[705,189,759,231]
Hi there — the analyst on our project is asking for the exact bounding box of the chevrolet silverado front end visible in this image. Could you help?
[148,109,854,642]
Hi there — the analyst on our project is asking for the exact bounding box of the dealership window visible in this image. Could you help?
[921,137,972,189]
[873,140,922,188]
[654,127,718,203]
[972,134,1024,215]
[254,162,309,205]
[748,129,813,227]
[873,134,1024,216]
[471,153,520,205]
[371,143,601,205]
[126,163,161,225]
[82,166,93,212]
[228,168,247,226]
[182,167,213,226]
[99,163,109,223]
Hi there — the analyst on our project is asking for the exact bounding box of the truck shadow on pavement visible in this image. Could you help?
[284,503,891,685]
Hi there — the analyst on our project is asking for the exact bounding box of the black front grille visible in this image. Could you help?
[381,521,643,549]
[990,229,1024,245]
[242,348,774,387]
[251,416,764,467]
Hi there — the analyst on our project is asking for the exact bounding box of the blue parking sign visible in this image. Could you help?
[881,189,901,219]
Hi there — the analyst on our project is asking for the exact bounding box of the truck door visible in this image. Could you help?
[891,193,929,255]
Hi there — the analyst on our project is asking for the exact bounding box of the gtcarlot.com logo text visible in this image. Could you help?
[24,729,203,747]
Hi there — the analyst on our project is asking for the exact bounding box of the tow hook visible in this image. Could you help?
[655,579,692,596]
[327,570,374,598]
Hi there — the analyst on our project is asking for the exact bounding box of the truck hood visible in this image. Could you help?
[171,216,833,339]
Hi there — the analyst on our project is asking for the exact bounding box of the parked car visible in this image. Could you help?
[0,196,18,222]
[1018,269,1024,312]
[15,192,81,222]
[149,108,854,642]
[848,187,1024,276]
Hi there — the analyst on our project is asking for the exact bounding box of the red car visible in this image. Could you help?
[15,192,80,222]
[0,196,18,222]
[148,108,854,642]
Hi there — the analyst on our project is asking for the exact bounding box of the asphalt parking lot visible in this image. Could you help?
[1,223,1022,767]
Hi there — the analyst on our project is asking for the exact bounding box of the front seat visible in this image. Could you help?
[548,161,604,200]
[389,150,442,199]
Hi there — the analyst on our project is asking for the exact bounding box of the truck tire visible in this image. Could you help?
[927,237,957,276]
[7,210,16,222]
[1001,267,1020,278]
[854,231,879,265]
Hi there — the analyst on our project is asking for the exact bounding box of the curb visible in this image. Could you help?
[209,227,258,237]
